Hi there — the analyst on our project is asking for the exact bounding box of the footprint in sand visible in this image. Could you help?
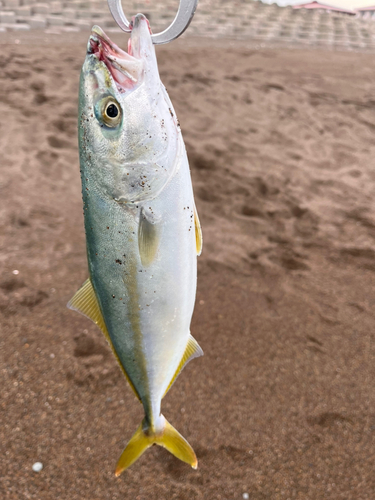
[241,206,265,218]
[47,135,72,149]
[307,412,353,427]
[0,277,48,315]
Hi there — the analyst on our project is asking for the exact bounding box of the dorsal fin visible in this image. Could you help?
[163,334,203,397]
[194,205,203,256]
[67,278,141,401]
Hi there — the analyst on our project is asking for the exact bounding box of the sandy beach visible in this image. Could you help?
[1,31,375,499]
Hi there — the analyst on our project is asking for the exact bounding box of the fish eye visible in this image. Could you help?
[98,96,122,128]
[106,103,118,118]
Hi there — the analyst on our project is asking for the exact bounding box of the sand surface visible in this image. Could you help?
[1,33,375,499]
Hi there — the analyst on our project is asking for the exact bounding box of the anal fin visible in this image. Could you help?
[67,278,141,401]
[67,278,107,332]
[163,334,203,397]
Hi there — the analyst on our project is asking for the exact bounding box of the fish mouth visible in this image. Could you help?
[88,24,144,92]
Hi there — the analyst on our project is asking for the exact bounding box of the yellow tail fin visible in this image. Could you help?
[115,416,197,476]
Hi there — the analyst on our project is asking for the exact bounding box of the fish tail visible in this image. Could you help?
[115,415,197,476]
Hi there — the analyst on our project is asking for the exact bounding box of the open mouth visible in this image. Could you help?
[88,25,143,92]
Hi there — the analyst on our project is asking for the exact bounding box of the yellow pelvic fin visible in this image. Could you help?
[138,207,161,266]
[115,416,197,476]
[194,204,203,256]
[163,334,203,398]
[67,278,141,401]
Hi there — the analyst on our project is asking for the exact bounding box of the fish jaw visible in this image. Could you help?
[127,14,160,92]
[88,25,143,93]
[87,15,158,95]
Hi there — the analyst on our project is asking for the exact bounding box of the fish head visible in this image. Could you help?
[79,15,180,204]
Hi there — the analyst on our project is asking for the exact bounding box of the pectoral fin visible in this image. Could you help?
[67,279,141,401]
[138,207,161,266]
[163,334,203,397]
[194,205,203,256]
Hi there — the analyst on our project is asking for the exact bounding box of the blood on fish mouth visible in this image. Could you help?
[88,26,141,92]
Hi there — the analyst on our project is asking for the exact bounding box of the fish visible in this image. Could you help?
[68,14,203,475]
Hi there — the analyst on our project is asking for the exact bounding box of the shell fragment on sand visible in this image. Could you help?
[32,462,43,472]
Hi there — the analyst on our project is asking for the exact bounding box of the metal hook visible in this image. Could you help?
[107,0,198,45]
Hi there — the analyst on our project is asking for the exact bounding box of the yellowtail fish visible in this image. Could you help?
[68,14,203,475]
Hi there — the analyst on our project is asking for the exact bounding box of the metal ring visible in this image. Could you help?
[107,0,198,44]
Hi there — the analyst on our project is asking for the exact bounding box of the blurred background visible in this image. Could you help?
[1,1,375,499]
[1,0,375,49]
